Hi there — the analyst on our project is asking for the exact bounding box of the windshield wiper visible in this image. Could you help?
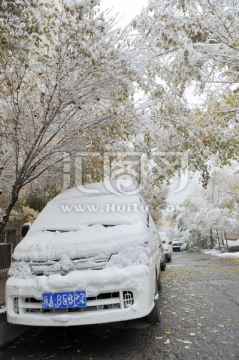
[45,230,70,232]
[88,224,116,227]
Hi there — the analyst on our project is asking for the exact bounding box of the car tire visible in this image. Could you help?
[147,297,161,324]
[157,271,162,291]
[147,274,161,324]
[160,261,166,271]
[168,256,172,262]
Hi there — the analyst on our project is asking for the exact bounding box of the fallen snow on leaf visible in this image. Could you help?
[163,339,170,345]
[176,339,192,344]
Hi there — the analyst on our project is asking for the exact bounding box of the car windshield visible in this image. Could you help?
[29,192,147,233]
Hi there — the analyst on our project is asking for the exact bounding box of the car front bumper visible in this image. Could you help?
[173,246,182,251]
[6,266,155,327]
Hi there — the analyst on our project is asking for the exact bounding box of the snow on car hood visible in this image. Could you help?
[12,223,149,262]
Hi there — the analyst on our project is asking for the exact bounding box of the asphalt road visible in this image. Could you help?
[1,251,239,360]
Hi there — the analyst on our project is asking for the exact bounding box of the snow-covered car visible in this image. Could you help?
[172,238,183,251]
[6,182,163,326]
[159,232,172,262]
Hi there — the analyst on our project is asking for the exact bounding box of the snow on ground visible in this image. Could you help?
[204,240,239,258]
[204,249,239,258]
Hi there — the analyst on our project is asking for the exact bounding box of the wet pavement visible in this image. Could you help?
[0,251,239,359]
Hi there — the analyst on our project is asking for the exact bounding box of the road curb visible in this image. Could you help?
[0,310,29,348]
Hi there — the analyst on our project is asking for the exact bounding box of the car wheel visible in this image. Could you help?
[147,296,161,324]
[160,261,166,271]
[157,271,162,291]
[147,274,161,324]
[168,256,172,262]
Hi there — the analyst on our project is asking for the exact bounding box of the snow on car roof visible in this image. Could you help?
[51,180,138,201]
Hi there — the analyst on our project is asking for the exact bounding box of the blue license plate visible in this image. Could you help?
[42,290,87,309]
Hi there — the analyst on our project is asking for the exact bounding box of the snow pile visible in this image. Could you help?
[204,249,239,258]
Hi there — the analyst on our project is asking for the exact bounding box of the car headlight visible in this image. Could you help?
[8,259,34,279]
[107,245,150,268]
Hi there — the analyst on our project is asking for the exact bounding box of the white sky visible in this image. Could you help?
[101,0,148,25]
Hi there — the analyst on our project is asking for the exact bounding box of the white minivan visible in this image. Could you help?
[159,232,172,262]
[6,182,163,326]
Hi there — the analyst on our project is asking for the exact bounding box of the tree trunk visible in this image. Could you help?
[221,233,225,246]
[0,184,20,234]
[224,231,229,252]
[210,229,214,248]
[216,229,221,251]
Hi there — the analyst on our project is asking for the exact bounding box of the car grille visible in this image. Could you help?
[30,255,110,276]
[13,291,134,315]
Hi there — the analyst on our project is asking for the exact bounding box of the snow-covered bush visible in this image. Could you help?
[170,166,239,249]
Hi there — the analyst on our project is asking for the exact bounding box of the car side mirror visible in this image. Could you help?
[21,223,31,237]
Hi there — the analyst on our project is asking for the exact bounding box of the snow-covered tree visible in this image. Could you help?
[171,166,239,249]
[0,0,140,232]
[1,0,239,233]
[131,0,239,181]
